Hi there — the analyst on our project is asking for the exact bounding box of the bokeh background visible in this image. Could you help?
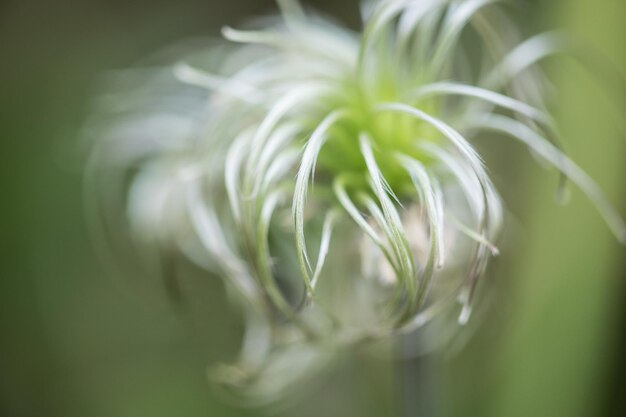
[1,0,624,416]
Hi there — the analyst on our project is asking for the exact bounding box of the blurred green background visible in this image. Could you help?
[1,0,624,416]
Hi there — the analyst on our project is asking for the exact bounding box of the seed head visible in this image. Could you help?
[86,0,625,403]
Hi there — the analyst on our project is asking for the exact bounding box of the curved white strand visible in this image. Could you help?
[360,134,416,297]
[311,210,337,289]
[293,110,348,292]
[411,81,554,127]
[476,115,626,243]
[173,62,263,103]
[225,129,254,222]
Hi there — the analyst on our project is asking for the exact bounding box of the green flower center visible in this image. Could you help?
[313,81,439,201]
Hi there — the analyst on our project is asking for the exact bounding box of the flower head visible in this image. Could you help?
[86,0,625,403]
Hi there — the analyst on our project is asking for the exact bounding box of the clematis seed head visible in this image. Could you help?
[85,0,625,403]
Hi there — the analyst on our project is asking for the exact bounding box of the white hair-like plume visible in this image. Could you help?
[85,0,625,404]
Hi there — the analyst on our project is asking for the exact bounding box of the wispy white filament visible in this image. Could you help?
[87,0,625,402]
